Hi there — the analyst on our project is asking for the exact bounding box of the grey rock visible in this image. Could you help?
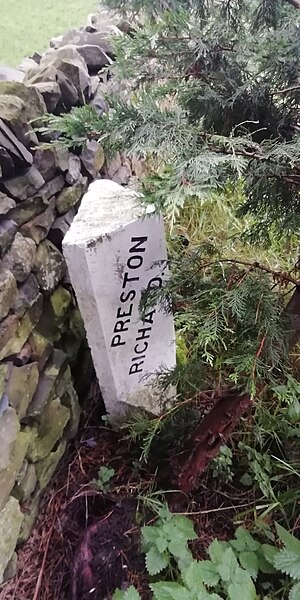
[0,364,9,399]
[112,164,132,185]
[35,438,66,491]
[29,81,61,113]
[18,57,39,72]
[25,65,78,110]
[56,177,87,214]
[50,34,63,48]
[55,147,70,172]
[13,342,32,367]
[76,44,112,71]
[18,492,40,543]
[66,154,81,185]
[89,87,109,117]
[2,551,17,582]
[28,330,53,371]
[58,367,80,438]
[0,65,24,82]
[48,207,76,250]
[0,147,15,178]
[90,75,100,96]
[0,408,20,470]
[0,119,33,169]
[0,296,43,361]
[33,148,57,181]
[3,166,45,201]
[0,497,23,584]
[27,349,68,419]
[0,194,16,215]
[27,397,70,462]
[33,239,66,292]
[0,269,17,321]
[81,140,105,178]
[0,95,38,148]
[40,46,91,104]
[2,233,36,282]
[5,362,39,421]
[54,28,117,57]
[20,198,56,244]
[13,462,37,503]
[7,196,50,226]
[131,154,146,178]
[13,273,40,317]
[0,429,32,511]
[105,152,122,178]
[0,82,46,123]
[39,174,65,200]
[0,294,43,358]
[0,315,19,355]
[0,219,17,258]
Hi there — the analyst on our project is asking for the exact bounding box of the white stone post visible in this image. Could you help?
[63,180,176,420]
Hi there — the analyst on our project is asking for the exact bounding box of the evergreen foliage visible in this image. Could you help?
[46,0,300,510]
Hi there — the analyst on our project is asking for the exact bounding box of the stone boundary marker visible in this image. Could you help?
[63,180,176,420]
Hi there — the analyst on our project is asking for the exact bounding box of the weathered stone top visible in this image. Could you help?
[63,179,151,245]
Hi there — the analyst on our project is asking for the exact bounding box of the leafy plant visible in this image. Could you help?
[238,443,275,500]
[113,507,300,599]
[142,505,197,575]
[94,465,115,493]
[212,445,234,483]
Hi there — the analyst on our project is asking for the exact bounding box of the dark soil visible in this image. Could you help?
[0,382,256,600]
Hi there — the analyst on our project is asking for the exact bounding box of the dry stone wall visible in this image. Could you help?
[0,10,140,583]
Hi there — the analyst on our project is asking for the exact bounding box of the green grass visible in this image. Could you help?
[0,0,98,67]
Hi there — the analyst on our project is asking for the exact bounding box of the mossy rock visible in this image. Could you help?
[0,82,46,122]
[0,497,23,584]
[0,429,33,511]
[56,178,87,214]
[5,362,39,420]
[0,295,43,361]
[26,397,70,462]
[26,350,68,419]
[0,269,17,321]
[35,438,67,490]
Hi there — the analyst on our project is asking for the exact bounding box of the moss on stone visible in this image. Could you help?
[0,497,23,584]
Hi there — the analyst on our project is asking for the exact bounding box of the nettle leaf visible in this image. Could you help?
[172,515,198,541]
[182,559,219,591]
[274,550,300,580]
[290,582,300,600]
[150,581,193,600]
[276,524,300,556]
[194,561,220,588]
[158,506,173,522]
[146,547,169,575]
[230,528,260,552]
[227,566,257,600]
[168,538,190,559]
[156,535,169,553]
[261,543,280,569]
[257,547,277,574]
[217,548,239,582]
[142,525,159,547]
[239,551,259,579]
[208,539,229,565]
[113,587,141,600]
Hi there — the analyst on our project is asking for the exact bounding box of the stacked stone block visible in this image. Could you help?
[0,12,142,583]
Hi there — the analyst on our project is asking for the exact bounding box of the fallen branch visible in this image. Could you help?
[172,391,252,494]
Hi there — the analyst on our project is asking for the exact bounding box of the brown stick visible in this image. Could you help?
[173,392,252,494]
[195,257,299,286]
